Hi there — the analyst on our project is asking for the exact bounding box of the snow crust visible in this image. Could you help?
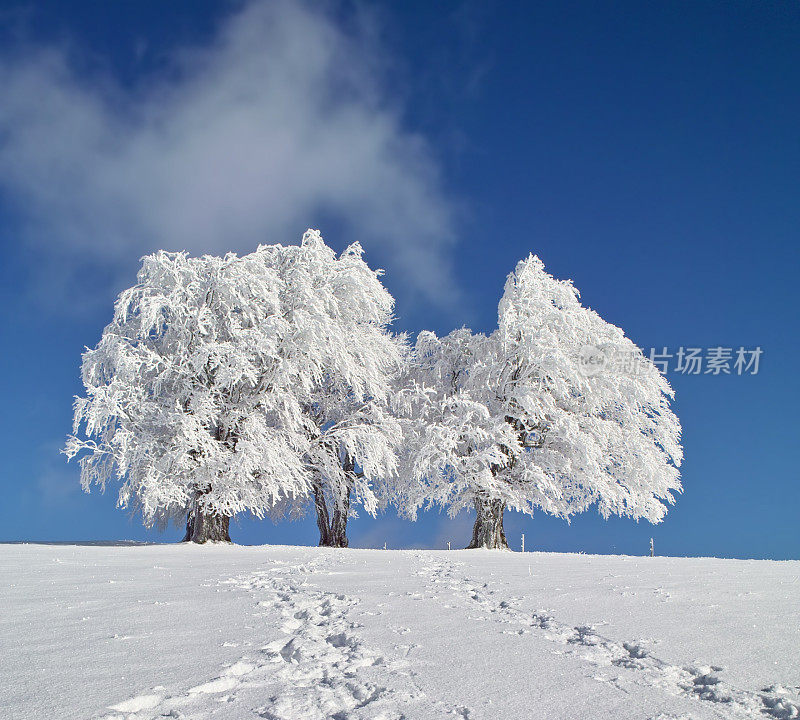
[1,544,797,719]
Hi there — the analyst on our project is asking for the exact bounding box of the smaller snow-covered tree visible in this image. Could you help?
[399,255,683,548]
[277,233,406,547]
[396,329,516,547]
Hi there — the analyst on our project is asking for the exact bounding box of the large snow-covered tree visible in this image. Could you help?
[65,230,405,544]
[399,255,683,548]
[65,247,309,542]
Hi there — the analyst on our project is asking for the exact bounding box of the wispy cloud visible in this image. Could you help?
[0,1,458,311]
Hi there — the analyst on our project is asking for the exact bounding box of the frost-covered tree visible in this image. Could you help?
[280,233,406,547]
[65,248,309,542]
[396,329,515,547]
[65,230,405,544]
[399,255,683,549]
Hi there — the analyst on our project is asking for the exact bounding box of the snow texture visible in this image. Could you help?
[1,544,797,720]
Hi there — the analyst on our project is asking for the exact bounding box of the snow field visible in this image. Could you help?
[1,544,797,720]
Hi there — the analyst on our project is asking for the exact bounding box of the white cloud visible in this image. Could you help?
[0,1,458,311]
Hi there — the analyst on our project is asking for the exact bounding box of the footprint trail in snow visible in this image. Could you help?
[413,556,799,720]
[98,555,470,720]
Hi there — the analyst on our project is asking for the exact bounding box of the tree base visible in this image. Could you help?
[318,535,349,548]
[317,512,349,548]
[183,511,231,544]
[467,497,508,549]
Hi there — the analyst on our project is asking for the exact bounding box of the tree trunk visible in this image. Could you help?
[467,496,508,549]
[183,508,231,543]
[313,478,333,547]
[330,485,351,549]
[317,486,351,548]
[315,456,353,548]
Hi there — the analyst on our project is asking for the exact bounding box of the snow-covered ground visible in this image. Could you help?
[1,544,798,720]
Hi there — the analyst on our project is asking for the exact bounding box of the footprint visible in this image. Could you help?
[223,660,255,676]
[108,694,162,712]
[188,676,239,694]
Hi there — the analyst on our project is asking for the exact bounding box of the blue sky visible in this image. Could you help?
[0,1,797,558]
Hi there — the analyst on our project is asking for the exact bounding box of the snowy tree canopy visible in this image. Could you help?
[398,254,683,546]
[65,230,405,539]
